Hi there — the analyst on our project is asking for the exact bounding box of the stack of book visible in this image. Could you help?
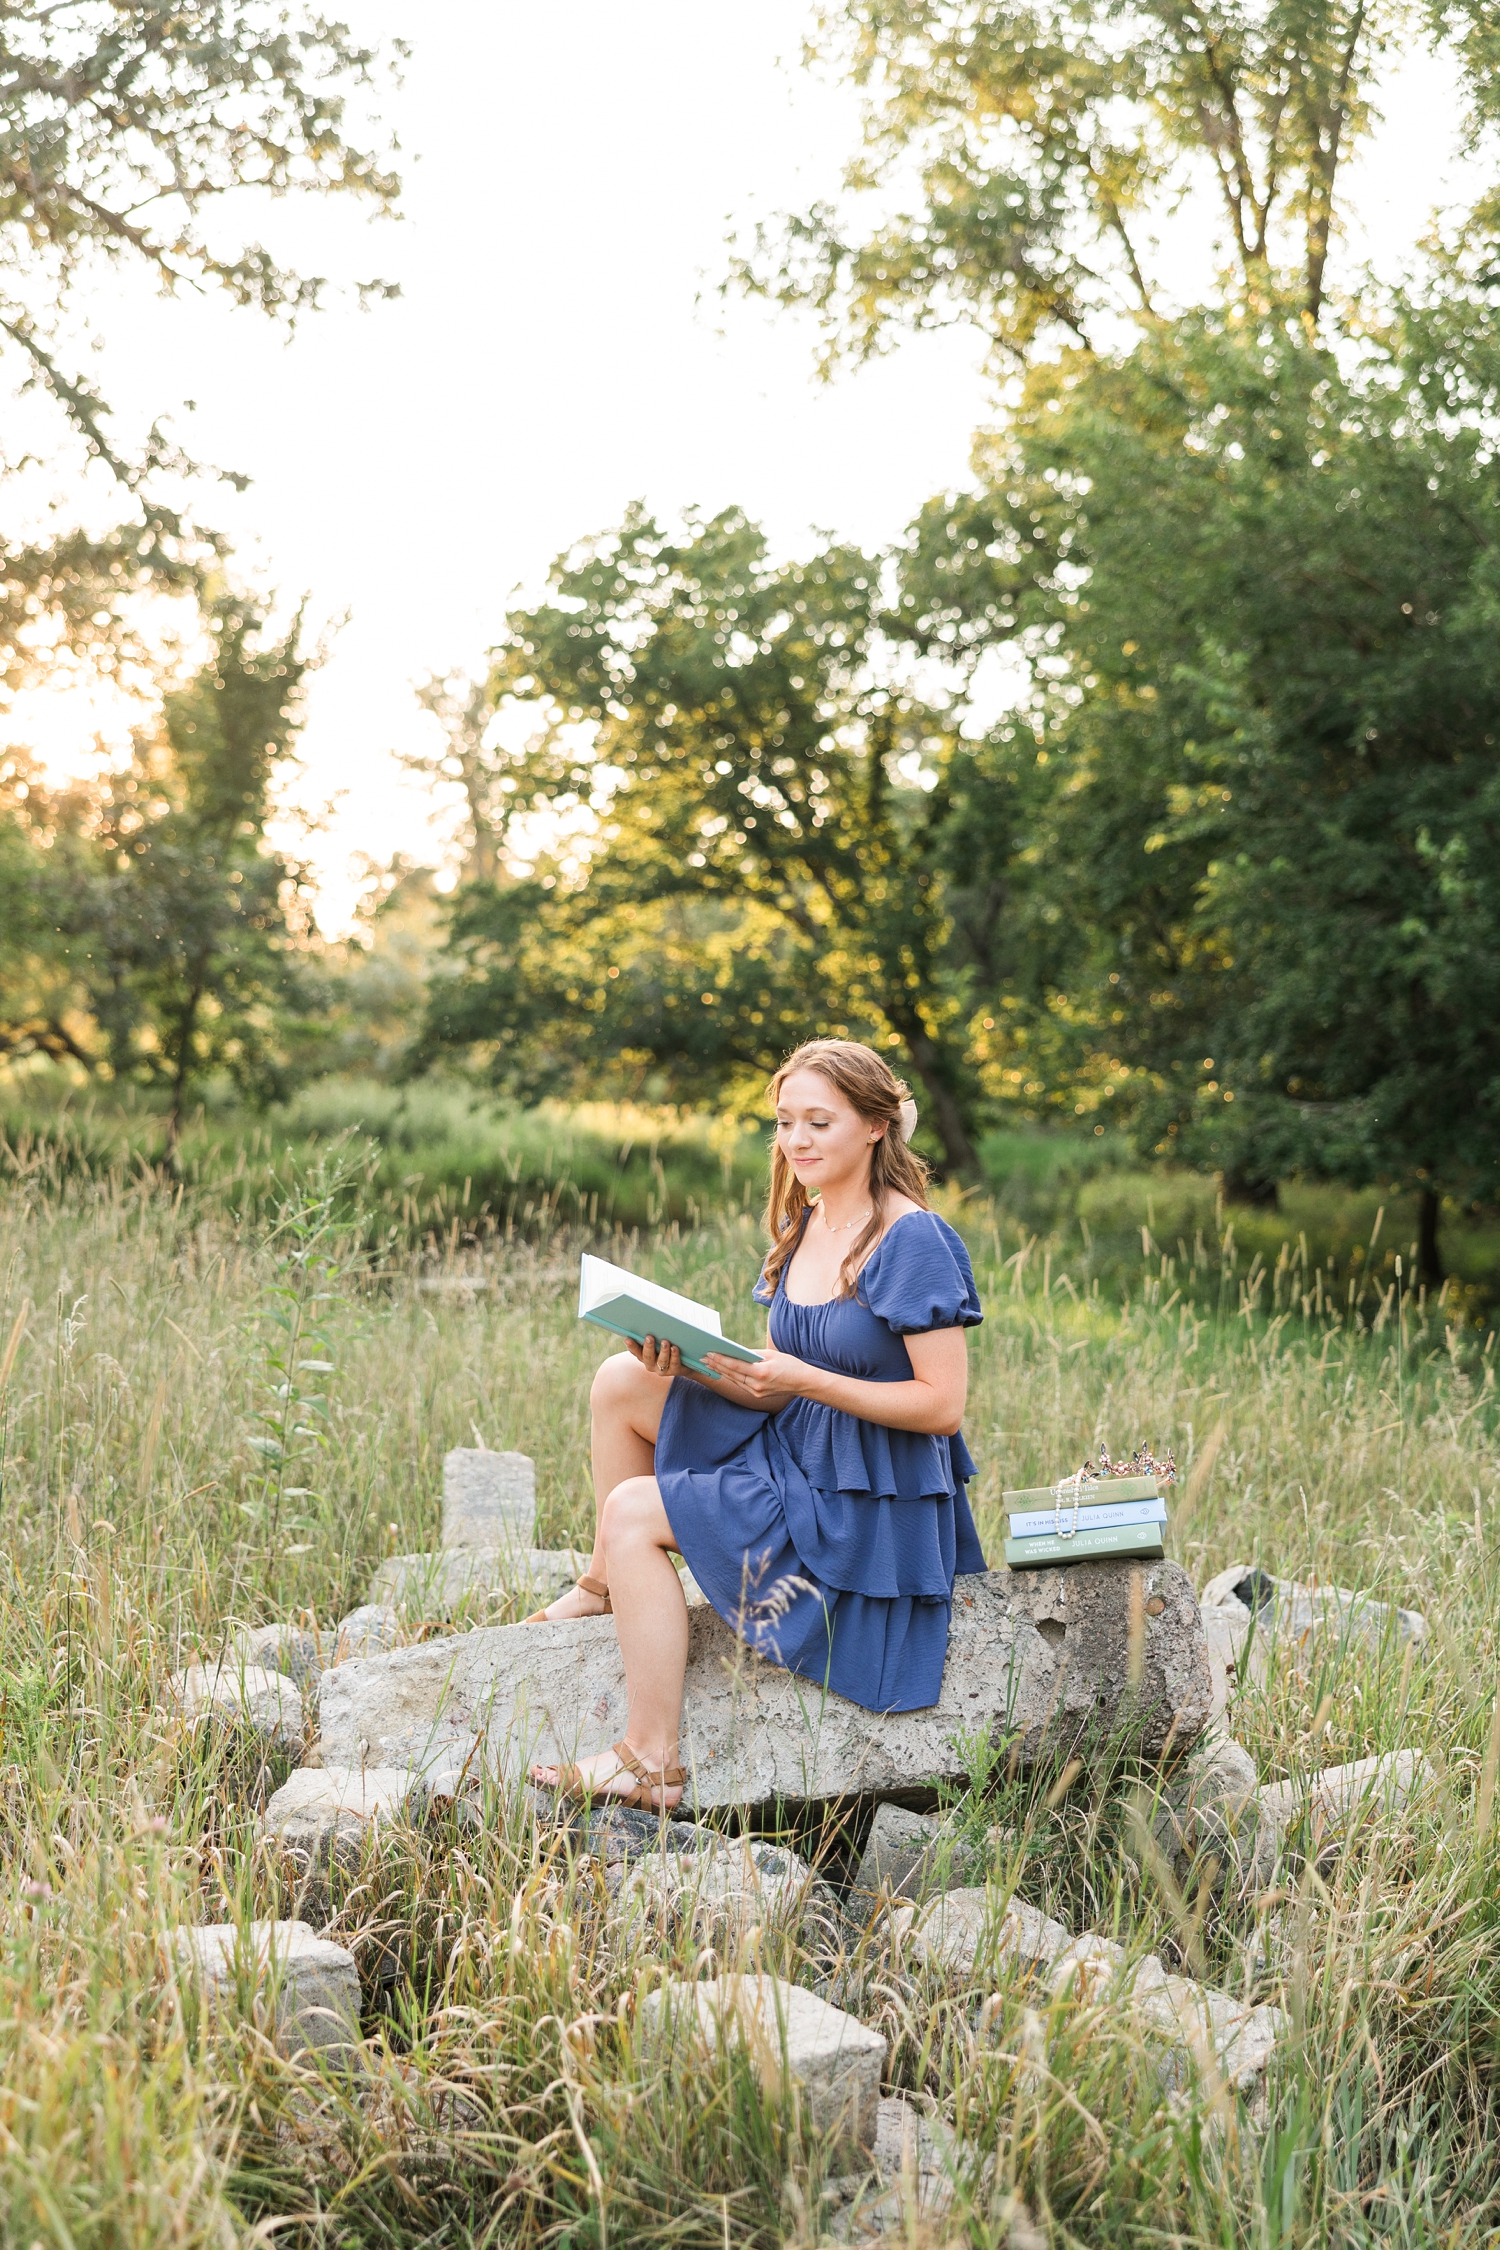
[1002,1474,1169,1569]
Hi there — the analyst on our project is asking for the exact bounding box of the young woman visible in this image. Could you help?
[528,1038,986,1811]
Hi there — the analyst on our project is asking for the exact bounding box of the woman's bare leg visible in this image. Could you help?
[530,1474,687,1807]
[538,1351,673,1619]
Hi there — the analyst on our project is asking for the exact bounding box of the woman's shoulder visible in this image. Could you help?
[865,1204,967,1262]
[859,1206,982,1331]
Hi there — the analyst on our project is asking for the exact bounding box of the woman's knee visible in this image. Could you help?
[600,1475,669,1548]
[590,1350,655,1418]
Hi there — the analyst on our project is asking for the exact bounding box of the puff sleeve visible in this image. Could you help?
[860,1212,983,1333]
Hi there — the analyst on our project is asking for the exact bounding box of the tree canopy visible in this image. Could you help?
[1,0,402,697]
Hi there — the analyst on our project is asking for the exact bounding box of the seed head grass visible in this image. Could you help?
[0,1158,1495,2245]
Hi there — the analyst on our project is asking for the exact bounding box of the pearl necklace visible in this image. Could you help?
[820,1203,872,1235]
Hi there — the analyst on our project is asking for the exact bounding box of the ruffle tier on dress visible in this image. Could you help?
[654,1208,986,1713]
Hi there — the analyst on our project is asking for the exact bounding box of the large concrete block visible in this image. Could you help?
[1150,1735,1262,1893]
[442,1447,535,1549]
[175,1918,362,2061]
[332,1604,405,1661]
[259,1764,418,1869]
[228,1623,324,1690]
[612,1829,825,1949]
[1127,1957,1287,2101]
[1254,1749,1437,1874]
[318,1562,1214,1811]
[640,1973,886,2152]
[890,1887,1070,1980]
[1200,1563,1426,1678]
[848,1805,983,1921]
[168,1659,303,1755]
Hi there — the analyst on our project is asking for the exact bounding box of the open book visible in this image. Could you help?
[577,1254,763,1379]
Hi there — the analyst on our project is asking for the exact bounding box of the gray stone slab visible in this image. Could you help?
[167,1659,303,1756]
[442,1446,535,1550]
[848,1805,983,1921]
[1200,1563,1427,1673]
[817,2094,973,2239]
[317,1561,1214,1811]
[259,1764,418,1869]
[1254,1748,1437,1874]
[891,1887,1071,1981]
[332,1604,404,1661]
[640,1972,886,2152]
[612,1830,826,1949]
[175,1918,362,2061]
[1126,1957,1287,2102]
[228,1623,324,1690]
[1150,1735,1262,1894]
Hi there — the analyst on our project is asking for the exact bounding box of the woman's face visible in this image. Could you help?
[774,1069,886,1197]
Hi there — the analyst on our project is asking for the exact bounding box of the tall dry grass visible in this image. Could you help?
[0,1156,1495,2245]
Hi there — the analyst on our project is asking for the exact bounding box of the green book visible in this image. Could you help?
[1004,1519,1167,1569]
[1003,1474,1162,1509]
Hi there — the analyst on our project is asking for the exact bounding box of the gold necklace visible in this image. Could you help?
[820,1203,872,1235]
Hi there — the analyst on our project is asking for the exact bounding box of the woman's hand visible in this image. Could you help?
[699,1347,813,1411]
[626,1335,683,1378]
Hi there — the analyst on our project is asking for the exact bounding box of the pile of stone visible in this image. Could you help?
[1199,1561,1426,1697]
[312,1550,1217,1806]
[172,1918,363,2066]
[161,1468,1440,2173]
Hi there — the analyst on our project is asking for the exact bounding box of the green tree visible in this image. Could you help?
[740,0,1500,1272]
[739,0,1499,354]
[0,758,94,1066]
[428,507,1035,1171]
[76,595,324,1145]
[1,0,401,696]
[987,315,1500,1277]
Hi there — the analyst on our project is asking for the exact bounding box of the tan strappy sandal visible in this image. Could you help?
[524,1572,612,1624]
[549,1738,685,1811]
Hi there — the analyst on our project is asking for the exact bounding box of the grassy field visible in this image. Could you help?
[7,1073,1500,1322]
[0,1153,1497,2246]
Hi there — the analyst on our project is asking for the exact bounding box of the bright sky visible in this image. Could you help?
[10,3,1485,932]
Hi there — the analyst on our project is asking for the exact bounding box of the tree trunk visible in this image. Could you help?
[164,974,205,1170]
[1416,1184,1445,1291]
[1218,1166,1280,1210]
[893,1019,980,1177]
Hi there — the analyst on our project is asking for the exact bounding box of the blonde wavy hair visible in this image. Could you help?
[762,1039,931,1300]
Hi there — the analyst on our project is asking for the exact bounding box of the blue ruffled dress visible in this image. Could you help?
[654,1209,986,1713]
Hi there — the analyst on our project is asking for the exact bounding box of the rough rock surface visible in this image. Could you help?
[640,1972,886,2152]
[891,1887,1285,2104]
[817,2094,973,2239]
[228,1623,324,1690]
[168,1660,303,1754]
[259,1764,417,1869]
[848,1805,984,1921]
[612,1828,831,1948]
[1127,1957,1286,2101]
[1201,1601,1255,1712]
[1200,1562,1426,1676]
[442,1446,536,1550]
[331,1604,405,1662]
[175,1918,362,2060]
[891,1887,1071,1981]
[319,1561,1214,1810]
[1254,1749,1437,1873]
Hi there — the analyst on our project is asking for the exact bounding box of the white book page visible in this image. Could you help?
[578,1253,723,1336]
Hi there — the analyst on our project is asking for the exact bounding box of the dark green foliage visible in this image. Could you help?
[71,598,328,1140]
[424,507,1045,1171]
[936,320,1500,1262]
